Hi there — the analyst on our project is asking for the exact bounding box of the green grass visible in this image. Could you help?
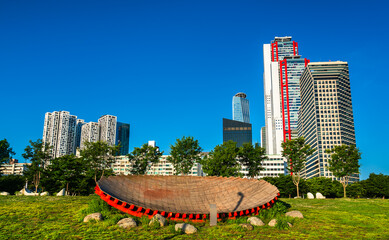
[0,196,388,239]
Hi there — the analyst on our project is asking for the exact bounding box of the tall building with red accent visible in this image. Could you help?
[262,37,309,155]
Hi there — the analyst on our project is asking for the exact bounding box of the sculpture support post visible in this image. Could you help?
[210,204,217,226]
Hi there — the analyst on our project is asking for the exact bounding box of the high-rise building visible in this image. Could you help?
[260,126,267,149]
[298,61,359,182]
[42,111,77,158]
[116,122,130,155]
[263,36,309,155]
[98,115,117,146]
[80,122,100,150]
[233,92,250,123]
[223,118,252,147]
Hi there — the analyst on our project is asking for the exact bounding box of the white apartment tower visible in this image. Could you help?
[80,122,100,150]
[42,111,77,158]
[98,115,117,146]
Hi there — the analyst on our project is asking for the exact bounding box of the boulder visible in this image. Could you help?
[247,217,264,226]
[117,218,137,228]
[307,192,314,199]
[285,210,304,219]
[149,214,167,227]
[268,219,277,227]
[40,192,49,196]
[316,192,326,199]
[239,223,254,231]
[83,213,103,222]
[20,188,39,196]
[56,188,66,196]
[0,192,10,196]
[175,223,198,234]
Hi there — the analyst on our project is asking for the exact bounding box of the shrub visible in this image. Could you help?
[0,175,25,194]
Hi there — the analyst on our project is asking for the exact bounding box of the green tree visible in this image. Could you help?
[44,155,87,195]
[325,144,361,198]
[281,137,314,198]
[201,140,241,177]
[167,136,202,175]
[363,173,389,198]
[238,143,266,178]
[0,175,25,194]
[23,139,52,193]
[0,139,15,174]
[80,141,119,182]
[128,143,163,175]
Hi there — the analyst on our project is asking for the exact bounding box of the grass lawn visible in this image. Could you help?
[0,196,388,239]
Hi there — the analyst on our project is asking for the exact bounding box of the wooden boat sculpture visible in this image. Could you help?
[95,175,280,222]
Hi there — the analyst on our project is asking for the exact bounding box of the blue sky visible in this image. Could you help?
[1,0,388,179]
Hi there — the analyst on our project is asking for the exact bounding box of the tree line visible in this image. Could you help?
[0,136,365,198]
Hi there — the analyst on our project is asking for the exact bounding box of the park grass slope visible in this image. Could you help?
[0,196,388,240]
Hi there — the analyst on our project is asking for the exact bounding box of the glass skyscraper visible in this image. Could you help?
[298,61,359,182]
[116,122,130,155]
[233,92,250,123]
[223,118,252,147]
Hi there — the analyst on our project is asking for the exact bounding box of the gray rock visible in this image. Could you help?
[56,188,66,196]
[268,219,277,227]
[316,192,326,199]
[117,218,137,228]
[175,223,198,234]
[0,192,10,196]
[307,192,314,199]
[149,214,167,227]
[285,210,304,219]
[83,213,103,222]
[239,223,254,231]
[247,216,264,226]
[40,192,49,196]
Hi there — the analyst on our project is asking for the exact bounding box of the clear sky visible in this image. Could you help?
[1,0,388,180]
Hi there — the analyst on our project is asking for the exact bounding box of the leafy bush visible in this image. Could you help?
[0,175,25,194]
[306,177,343,198]
[257,201,290,221]
[263,175,308,198]
[275,217,293,230]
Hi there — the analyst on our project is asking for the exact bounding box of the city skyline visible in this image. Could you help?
[1,1,388,180]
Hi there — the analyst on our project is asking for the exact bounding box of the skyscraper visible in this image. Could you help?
[223,118,252,147]
[233,92,250,123]
[263,36,309,155]
[98,115,117,146]
[74,119,85,150]
[42,111,77,158]
[298,61,359,182]
[116,122,130,155]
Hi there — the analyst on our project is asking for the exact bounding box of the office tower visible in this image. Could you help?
[223,118,252,147]
[80,122,100,150]
[233,92,250,123]
[298,61,359,182]
[116,122,130,155]
[98,115,117,146]
[42,111,77,158]
[263,36,309,155]
[74,119,85,150]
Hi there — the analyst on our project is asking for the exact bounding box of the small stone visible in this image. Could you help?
[268,219,277,227]
[307,192,314,199]
[56,189,65,196]
[247,217,264,226]
[240,223,254,231]
[287,222,293,228]
[316,192,326,199]
[149,214,167,227]
[0,192,10,196]
[285,210,304,219]
[117,218,137,228]
[83,213,103,222]
[175,223,198,234]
